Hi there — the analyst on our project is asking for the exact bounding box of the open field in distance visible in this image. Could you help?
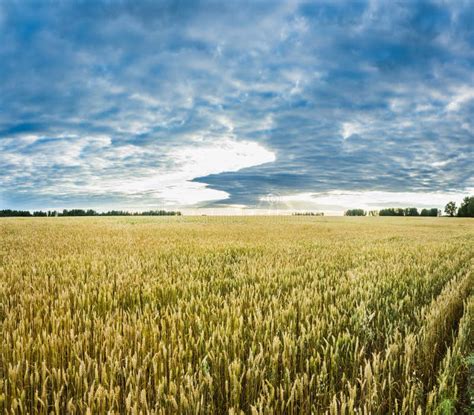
[1,217,473,414]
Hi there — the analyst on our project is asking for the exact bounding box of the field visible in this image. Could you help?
[0,216,473,414]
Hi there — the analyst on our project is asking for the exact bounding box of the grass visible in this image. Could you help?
[0,216,473,414]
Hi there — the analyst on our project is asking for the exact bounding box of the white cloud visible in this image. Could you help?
[389,97,410,113]
[2,134,276,207]
[108,139,276,205]
[139,182,228,206]
[172,139,275,177]
[0,135,112,168]
[214,115,235,132]
[341,122,361,139]
[431,159,451,168]
[446,86,474,112]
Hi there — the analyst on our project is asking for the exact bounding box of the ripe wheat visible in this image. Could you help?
[0,216,472,414]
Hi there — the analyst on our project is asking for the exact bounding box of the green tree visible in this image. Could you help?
[344,209,366,216]
[457,196,474,217]
[404,207,419,216]
[444,201,457,217]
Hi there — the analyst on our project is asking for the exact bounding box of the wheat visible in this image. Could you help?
[0,216,472,414]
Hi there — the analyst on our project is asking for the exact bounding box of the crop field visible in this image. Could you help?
[0,216,473,414]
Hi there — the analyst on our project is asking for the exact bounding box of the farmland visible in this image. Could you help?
[0,216,473,414]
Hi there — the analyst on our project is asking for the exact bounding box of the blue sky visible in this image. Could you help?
[0,0,473,213]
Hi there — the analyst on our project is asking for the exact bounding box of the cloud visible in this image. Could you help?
[446,86,474,112]
[0,0,473,211]
[273,189,473,214]
[0,133,274,207]
[341,122,362,140]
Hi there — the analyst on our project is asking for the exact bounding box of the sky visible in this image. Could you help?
[0,0,473,214]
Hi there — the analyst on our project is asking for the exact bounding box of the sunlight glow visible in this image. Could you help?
[269,189,473,215]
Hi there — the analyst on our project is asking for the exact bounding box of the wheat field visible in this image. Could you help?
[0,216,473,414]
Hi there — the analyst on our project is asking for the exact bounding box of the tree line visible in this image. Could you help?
[292,212,324,216]
[345,208,439,216]
[344,195,474,217]
[0,209,182,217]
[1,196,472,218]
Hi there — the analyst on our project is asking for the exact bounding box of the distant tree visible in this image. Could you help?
[444,201,457,217]
[404,207,419,216]
[103,210,130,216]
[344,209,366,216]
[61,209,97,216]
[418,208,440,217]
[0,208,182,217]
[379,208,405,216]
[457,196,474,217]
[368,210,378,216]
[33,211,47,217]
[379,208,392,216]
[0,210,32,217]
[140,210,181,216]
[292,212,324,216]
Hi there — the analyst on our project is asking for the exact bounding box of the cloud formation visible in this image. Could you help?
[0,1,472,212]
